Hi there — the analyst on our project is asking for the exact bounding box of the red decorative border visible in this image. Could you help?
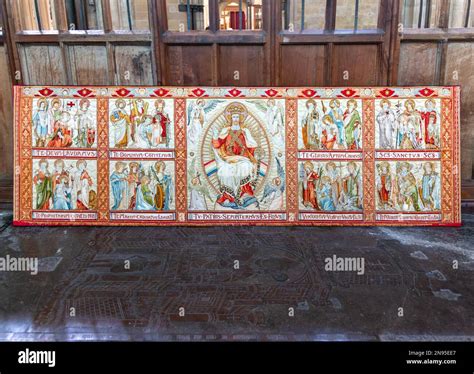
[286,99,298,222]
[363,99,375,223]
[13,86,462,227]
[175,98,187,222]
[97,98,109,221]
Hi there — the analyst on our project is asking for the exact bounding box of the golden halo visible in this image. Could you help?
[199,102,272,197]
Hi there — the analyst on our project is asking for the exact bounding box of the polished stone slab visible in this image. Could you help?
[0,209,473,341]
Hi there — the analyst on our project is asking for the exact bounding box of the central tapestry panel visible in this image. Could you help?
[186,99,286,218]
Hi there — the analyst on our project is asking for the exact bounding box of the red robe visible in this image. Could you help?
[76,170,93,210]
[421,110,436,145]
[153,112,169,139]
[321,129,336,150]
[379,175,390,204]
[47,121,73,148]
[212,129,256,204]
[303,171,320,209]
[87,128,96,147]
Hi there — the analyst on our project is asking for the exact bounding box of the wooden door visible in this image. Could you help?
[157,0,400,87]
[156,0,271,86]
[276,0,400,87]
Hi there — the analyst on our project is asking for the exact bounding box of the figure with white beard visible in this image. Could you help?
[376,99,397,149]
[110,99,130,148]
[211,102,259,209]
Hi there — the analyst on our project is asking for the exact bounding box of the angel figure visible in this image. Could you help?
[251,100,285,148]
[188,173,211,210]
[266,99,284,139]
[187,99,224,148]
[188,158,212,210]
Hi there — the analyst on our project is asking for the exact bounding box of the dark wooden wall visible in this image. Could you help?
[0,4,12,201]
[397,0,474,198]
[0,0,473,203]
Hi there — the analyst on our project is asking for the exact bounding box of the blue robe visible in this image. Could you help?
[53,185,71,210]
[161,175,172,211]
[135,184,155,210]
[422,173,440,210]
[330,108,344,144]
[318,184,336,211]
[33,110,49,137]
[110,171,127,210]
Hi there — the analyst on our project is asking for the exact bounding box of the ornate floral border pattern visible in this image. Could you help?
[13,86,461,226]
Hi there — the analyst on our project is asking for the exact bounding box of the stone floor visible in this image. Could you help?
[0,209,473,341]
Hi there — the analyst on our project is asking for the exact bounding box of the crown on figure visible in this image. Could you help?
[225,102,248,120]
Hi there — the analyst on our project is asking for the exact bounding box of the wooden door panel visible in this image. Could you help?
[68,44,109,85]
[398,42,438,85]
[167,45,214,86]
[219,45,264,86]
[114,45,153,85]
[444,42,474,179]
[331,44,379,86]
[19,44,66,84]
[0,45,12,186]
[280,45,325,86]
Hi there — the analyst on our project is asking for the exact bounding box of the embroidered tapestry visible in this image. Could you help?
[13,86,461,226]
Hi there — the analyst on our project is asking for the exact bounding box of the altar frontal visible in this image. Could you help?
[13,86,461,226]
